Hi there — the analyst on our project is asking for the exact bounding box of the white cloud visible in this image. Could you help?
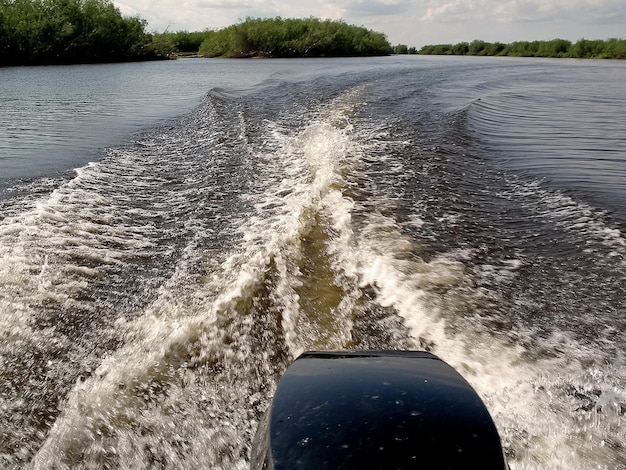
[344,0,412,17]
[420,0,626,24]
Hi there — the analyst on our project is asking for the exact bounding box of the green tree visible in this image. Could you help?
[602,38,626,59]
[451,42,469,55]
[418,38,626,59]
[468,40,487,55]
[198,17,392,58]
[0,0,162,65]
[394,44,409,54]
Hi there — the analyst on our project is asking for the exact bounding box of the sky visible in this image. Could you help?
[113,0,626,47]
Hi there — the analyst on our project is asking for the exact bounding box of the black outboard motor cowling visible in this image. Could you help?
[251,350,507,470]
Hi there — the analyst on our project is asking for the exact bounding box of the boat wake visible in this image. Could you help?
[0,79,624,469]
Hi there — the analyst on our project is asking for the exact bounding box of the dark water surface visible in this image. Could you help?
[0,56,624,469]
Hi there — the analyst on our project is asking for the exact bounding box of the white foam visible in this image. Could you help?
[514,179,626,262]
[353,205,625,469]
[30,88,369,467]
[13,81,625,469]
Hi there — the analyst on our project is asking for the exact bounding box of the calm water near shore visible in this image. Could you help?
[0,59,265,182]
[0,56,625,469]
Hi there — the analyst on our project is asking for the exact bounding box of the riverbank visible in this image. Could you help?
[0,0,168,67]
[416,38,626,59]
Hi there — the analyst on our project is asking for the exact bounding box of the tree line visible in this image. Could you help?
[0,0,165,65]
[141,18,394,59]
[194,17,392,58]
[7,1,622,66]
[1,5,393,65]
[415,38,626,59]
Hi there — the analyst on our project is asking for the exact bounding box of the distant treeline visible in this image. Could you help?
[0,0,165,65]
[1,6,393,65]
[192,17,392,58]
[414,38,626,59]
[392,44,418,55]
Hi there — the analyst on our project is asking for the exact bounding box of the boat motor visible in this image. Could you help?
[251,350,508,469]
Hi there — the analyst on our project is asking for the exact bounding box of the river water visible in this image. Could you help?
[0,56,625,469]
